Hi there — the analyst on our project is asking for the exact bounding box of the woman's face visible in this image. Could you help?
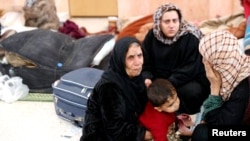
[160,10,180,38]
[125,43,143,78]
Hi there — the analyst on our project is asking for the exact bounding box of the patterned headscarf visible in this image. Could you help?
[153,3,203,45]
[199,30,250,101]
[25,0,37,7]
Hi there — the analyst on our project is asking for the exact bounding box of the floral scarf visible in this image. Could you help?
[153,3,203,45]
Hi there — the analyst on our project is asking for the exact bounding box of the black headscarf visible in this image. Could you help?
[102,36,147,115]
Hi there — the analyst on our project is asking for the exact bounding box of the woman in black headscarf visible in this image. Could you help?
[80,36,153,141]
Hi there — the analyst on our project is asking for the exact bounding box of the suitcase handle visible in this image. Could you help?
[81,88,87,94]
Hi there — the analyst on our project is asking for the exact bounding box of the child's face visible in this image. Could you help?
[154,93,180,113]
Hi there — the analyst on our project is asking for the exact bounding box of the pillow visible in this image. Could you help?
[117,14,153,42]
[227,20,246,39]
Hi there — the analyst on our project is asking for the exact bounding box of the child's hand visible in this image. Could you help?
[177,114,194,136]
[177,113,194,127]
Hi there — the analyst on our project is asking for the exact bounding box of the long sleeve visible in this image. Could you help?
[166,34,203,87]
[82,82,146,141]
[142,29,154,80]
[142,29,205,88]
[100,84,145,140]
[203,78,250,124]
[201,95,223,120]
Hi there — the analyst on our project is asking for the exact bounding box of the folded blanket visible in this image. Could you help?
[198,11,245,37]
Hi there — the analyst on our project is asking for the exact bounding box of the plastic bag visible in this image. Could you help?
[0,75,29,103]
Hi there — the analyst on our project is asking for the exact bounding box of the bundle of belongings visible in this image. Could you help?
[0,29,114,93]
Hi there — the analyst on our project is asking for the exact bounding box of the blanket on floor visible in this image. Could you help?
[0,29,113,93]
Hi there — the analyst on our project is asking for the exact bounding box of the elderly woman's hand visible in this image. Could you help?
[144,79,152,88]
[203,59,221,96]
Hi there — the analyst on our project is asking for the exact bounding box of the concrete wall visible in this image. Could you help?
[0,0,244,22]
[117,0,243,21]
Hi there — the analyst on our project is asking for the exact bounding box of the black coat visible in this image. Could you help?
[81,79,147,141]
[205,78,250,124]
[80,36,148,141]
[142,29,207,88]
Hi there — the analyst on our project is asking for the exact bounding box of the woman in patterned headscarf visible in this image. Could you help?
[142,3,210,115]
[191,30,250,141]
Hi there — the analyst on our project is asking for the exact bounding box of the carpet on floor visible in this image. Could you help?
[19,93,53,102]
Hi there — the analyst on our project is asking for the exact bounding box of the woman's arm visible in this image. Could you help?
[168,34,204,87]
[203,59,221,96]
[201,60,249,124]
[99,83,147,140]
[142,29,154,80]
[201,59,223,120]
[204,78,249,124]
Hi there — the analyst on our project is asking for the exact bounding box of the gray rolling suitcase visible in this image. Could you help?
[52,67,103,127]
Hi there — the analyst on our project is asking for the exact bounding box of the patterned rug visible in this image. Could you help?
[19,93,53,102]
